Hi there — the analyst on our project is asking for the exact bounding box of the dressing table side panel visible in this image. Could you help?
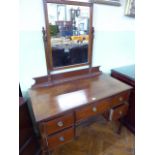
[111,66,135,133]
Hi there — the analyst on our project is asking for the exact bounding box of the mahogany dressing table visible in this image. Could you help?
[29,67,132,154]
[28,1,132,154]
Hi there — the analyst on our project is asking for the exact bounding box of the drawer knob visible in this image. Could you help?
[119,97,123,101]
[119,111,122,115]
[57,121,64,127]
[59,136,65,142]
[92,107,97,112]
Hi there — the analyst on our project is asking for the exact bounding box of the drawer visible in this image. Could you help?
[111,92,129,107]
[76,99,111,122]
[44,113,74,135]
[109,103,129,121]
[47,127,74,149]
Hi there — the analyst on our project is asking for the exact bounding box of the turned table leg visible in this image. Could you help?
[117,119,123,134]
[42,150,52,155]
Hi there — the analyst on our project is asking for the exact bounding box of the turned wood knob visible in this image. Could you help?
[57,121,64,127]
[119,111,122,115]
[92,107,97,112]
[119,97,123,101]
[59,136,65,142]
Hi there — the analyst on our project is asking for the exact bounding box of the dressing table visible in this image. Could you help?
[29,67,131,154]
[28,0,132,154]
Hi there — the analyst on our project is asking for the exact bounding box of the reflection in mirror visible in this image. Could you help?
[47,3,90,68]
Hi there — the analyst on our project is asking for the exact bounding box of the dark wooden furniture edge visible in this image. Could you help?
[111,68,135,134]
[19,136,33,154]
[19,97,25,106]
[19,98,40,154]
[32,90,131,123]
[32,66,101,88]
[121,119,135,133]
[111,70,134,87]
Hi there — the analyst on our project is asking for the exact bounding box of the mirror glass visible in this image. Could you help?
[47,3,90,68]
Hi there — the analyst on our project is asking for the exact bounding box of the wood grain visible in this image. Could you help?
[111,65,135,133]
[52,119,135,155]
[29,73,132,122]
[44,113,74,135]
[75,99,111,122]
[110,103,129,121]
[111,91,129,107]
[32,66,101,88]
[47,127,74,150]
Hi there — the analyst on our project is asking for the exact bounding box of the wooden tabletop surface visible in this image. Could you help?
[29,73,132,122]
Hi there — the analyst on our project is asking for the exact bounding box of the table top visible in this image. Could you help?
[29,73,132,122]
[111,65,135,81]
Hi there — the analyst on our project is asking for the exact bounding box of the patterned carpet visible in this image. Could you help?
[52,116,135,155]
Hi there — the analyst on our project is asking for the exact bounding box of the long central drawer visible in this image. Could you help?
[75,99,111,122]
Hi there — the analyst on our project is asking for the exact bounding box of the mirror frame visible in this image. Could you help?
[43,0,94,73]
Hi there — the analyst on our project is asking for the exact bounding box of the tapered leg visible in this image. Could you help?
[117,119,123,134]
[42,150,52,155]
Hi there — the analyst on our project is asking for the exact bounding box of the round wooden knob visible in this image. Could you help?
[59,136,65,142]
[57,121,64,127]
[119,111,122,115]
[92,107,97,112]
[119,97,123,101]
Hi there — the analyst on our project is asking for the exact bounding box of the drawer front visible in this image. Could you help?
[111,92,129,107]
[76,99,110,122]
[109,103,129,121]
[47,127,74,149]
[44,113,74,135]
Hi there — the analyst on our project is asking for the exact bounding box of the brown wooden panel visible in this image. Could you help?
[111,92,129,107]
[19,102,33,147]
[44,113,74,135]
[126,89,135,126]
[20,137,38,155]
[75,99,111,122]
[32,66,101,88]
[111,65,135,133]
[109,103,129,121]
[29,73,132,122]
[19,128,33,148]
[47,127,74,149]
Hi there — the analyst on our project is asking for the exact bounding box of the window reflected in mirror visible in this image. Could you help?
[47,3,90,68]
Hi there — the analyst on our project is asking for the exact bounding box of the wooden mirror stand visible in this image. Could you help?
[42,0,94,76]
[29,2,133,154]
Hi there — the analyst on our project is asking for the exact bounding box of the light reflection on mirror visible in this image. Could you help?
[47,3,90,68]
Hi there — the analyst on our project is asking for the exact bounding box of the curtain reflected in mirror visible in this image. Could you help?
[47,3,90,68]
